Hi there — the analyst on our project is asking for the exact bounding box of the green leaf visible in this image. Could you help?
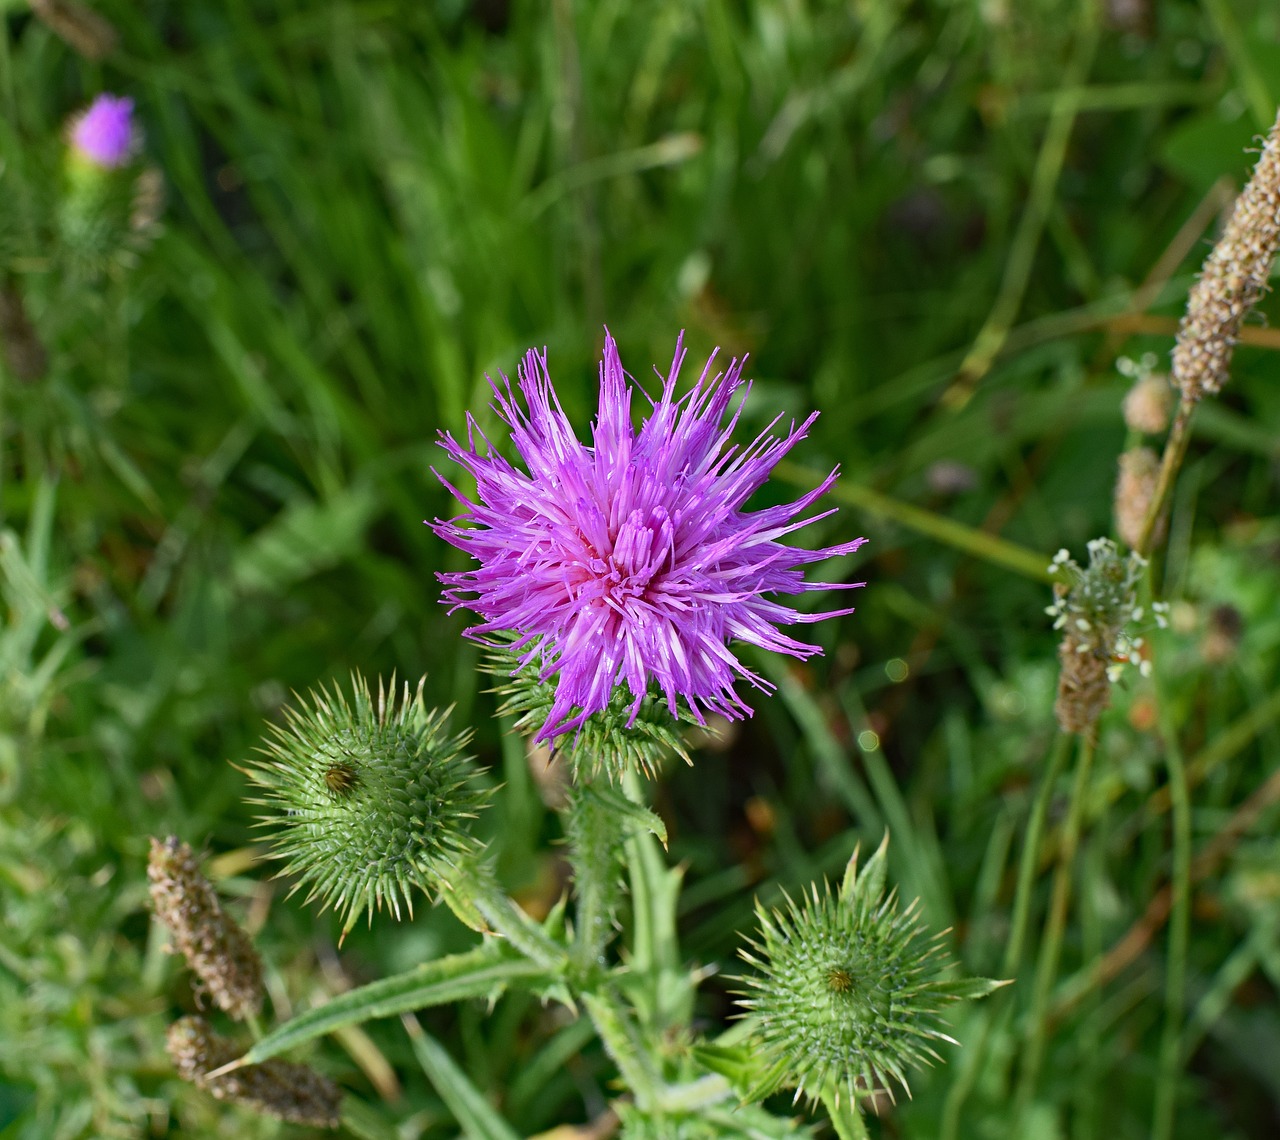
[584,784,668,848]
[243,944,547,1064]
[231,482,379,594]
[842,832,889,907]
[931,976,1013,1001]
[403,1018,521,1140]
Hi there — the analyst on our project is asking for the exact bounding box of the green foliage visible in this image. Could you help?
[2,0,1280,1136]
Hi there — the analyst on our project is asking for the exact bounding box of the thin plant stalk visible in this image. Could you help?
[940,729,1072,1140]
[1134,397,1194,557]
[1013,732,1097,1123]
[1151,647,1192,1140]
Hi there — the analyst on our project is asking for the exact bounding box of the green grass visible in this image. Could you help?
[2,0,1280,1136]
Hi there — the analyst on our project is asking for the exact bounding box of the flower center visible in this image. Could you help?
[576,506,675,610]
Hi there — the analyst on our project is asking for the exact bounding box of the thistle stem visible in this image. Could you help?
[1013,731,1097,1123]
[451,862,566,971]
[581,988,663,1110]
[567,788,617,979]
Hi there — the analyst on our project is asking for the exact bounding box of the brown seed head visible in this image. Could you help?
[1114,447,1163,550]
[166,1016,342,1129]
[1121,373,1172,435]
[147,836,264,1021]
[1054,628,1112,735]
[1173,109,1280,403]
[29,0,118,60]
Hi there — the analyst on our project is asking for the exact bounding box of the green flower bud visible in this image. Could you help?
[242,674,484,938]
[485,636,696,783]
[736,836,1005,1105]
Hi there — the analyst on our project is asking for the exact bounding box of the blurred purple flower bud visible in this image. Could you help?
[70,93,136,169]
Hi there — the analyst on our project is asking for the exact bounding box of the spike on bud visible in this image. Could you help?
[147,836,264,1021]
[241,673,485,938]
[484,634,697,783]
[735,835,1004,1106]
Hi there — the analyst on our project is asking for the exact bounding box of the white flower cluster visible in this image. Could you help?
[1047,539,1170,683]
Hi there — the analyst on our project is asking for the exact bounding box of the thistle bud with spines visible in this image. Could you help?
[735,835,1005,1107]
[242,673,485,938]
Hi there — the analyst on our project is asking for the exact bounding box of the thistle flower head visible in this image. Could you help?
[68,93,137,169]
[736,836,1004,1105]
[147,836,264,1021]
[242,674,484,937]
[431,331,865,755]
[167,1016,342,1128]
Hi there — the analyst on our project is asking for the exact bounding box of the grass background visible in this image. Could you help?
[2,0,1280,1136]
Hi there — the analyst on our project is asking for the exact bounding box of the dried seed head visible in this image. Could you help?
[1121,372,1172,435]
[166,1016,342,1129]
[129,166,166,243]
[1173,109,1280,403]
[735,836,1004,1105]
[1114,447,1163,551]
[30,0,118,60]
[1046,540,1167,734]
[242,673,484,937]
[147,837,264,1021]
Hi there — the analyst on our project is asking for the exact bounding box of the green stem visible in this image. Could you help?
[820,1085,870,1140]
[1013,732,1097,1123]
[582,988,663,1110]
[1152,659,1192,1139]
[1004,731,1074,978]
[1136,397,1195,557]
[942,730,1071,1140]
[654,1074,733,1113]
[567,788,618,979]
[449,863,566,971]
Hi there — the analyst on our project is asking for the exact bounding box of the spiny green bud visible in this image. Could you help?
[242,673,484,938]
[485,636,696,783]
[147,836,264,1021]
[736,835,1005,1105]
[166,1015,342,1128]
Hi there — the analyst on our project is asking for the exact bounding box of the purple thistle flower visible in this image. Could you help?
[69,94,136,169]
[431,332,866,747]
